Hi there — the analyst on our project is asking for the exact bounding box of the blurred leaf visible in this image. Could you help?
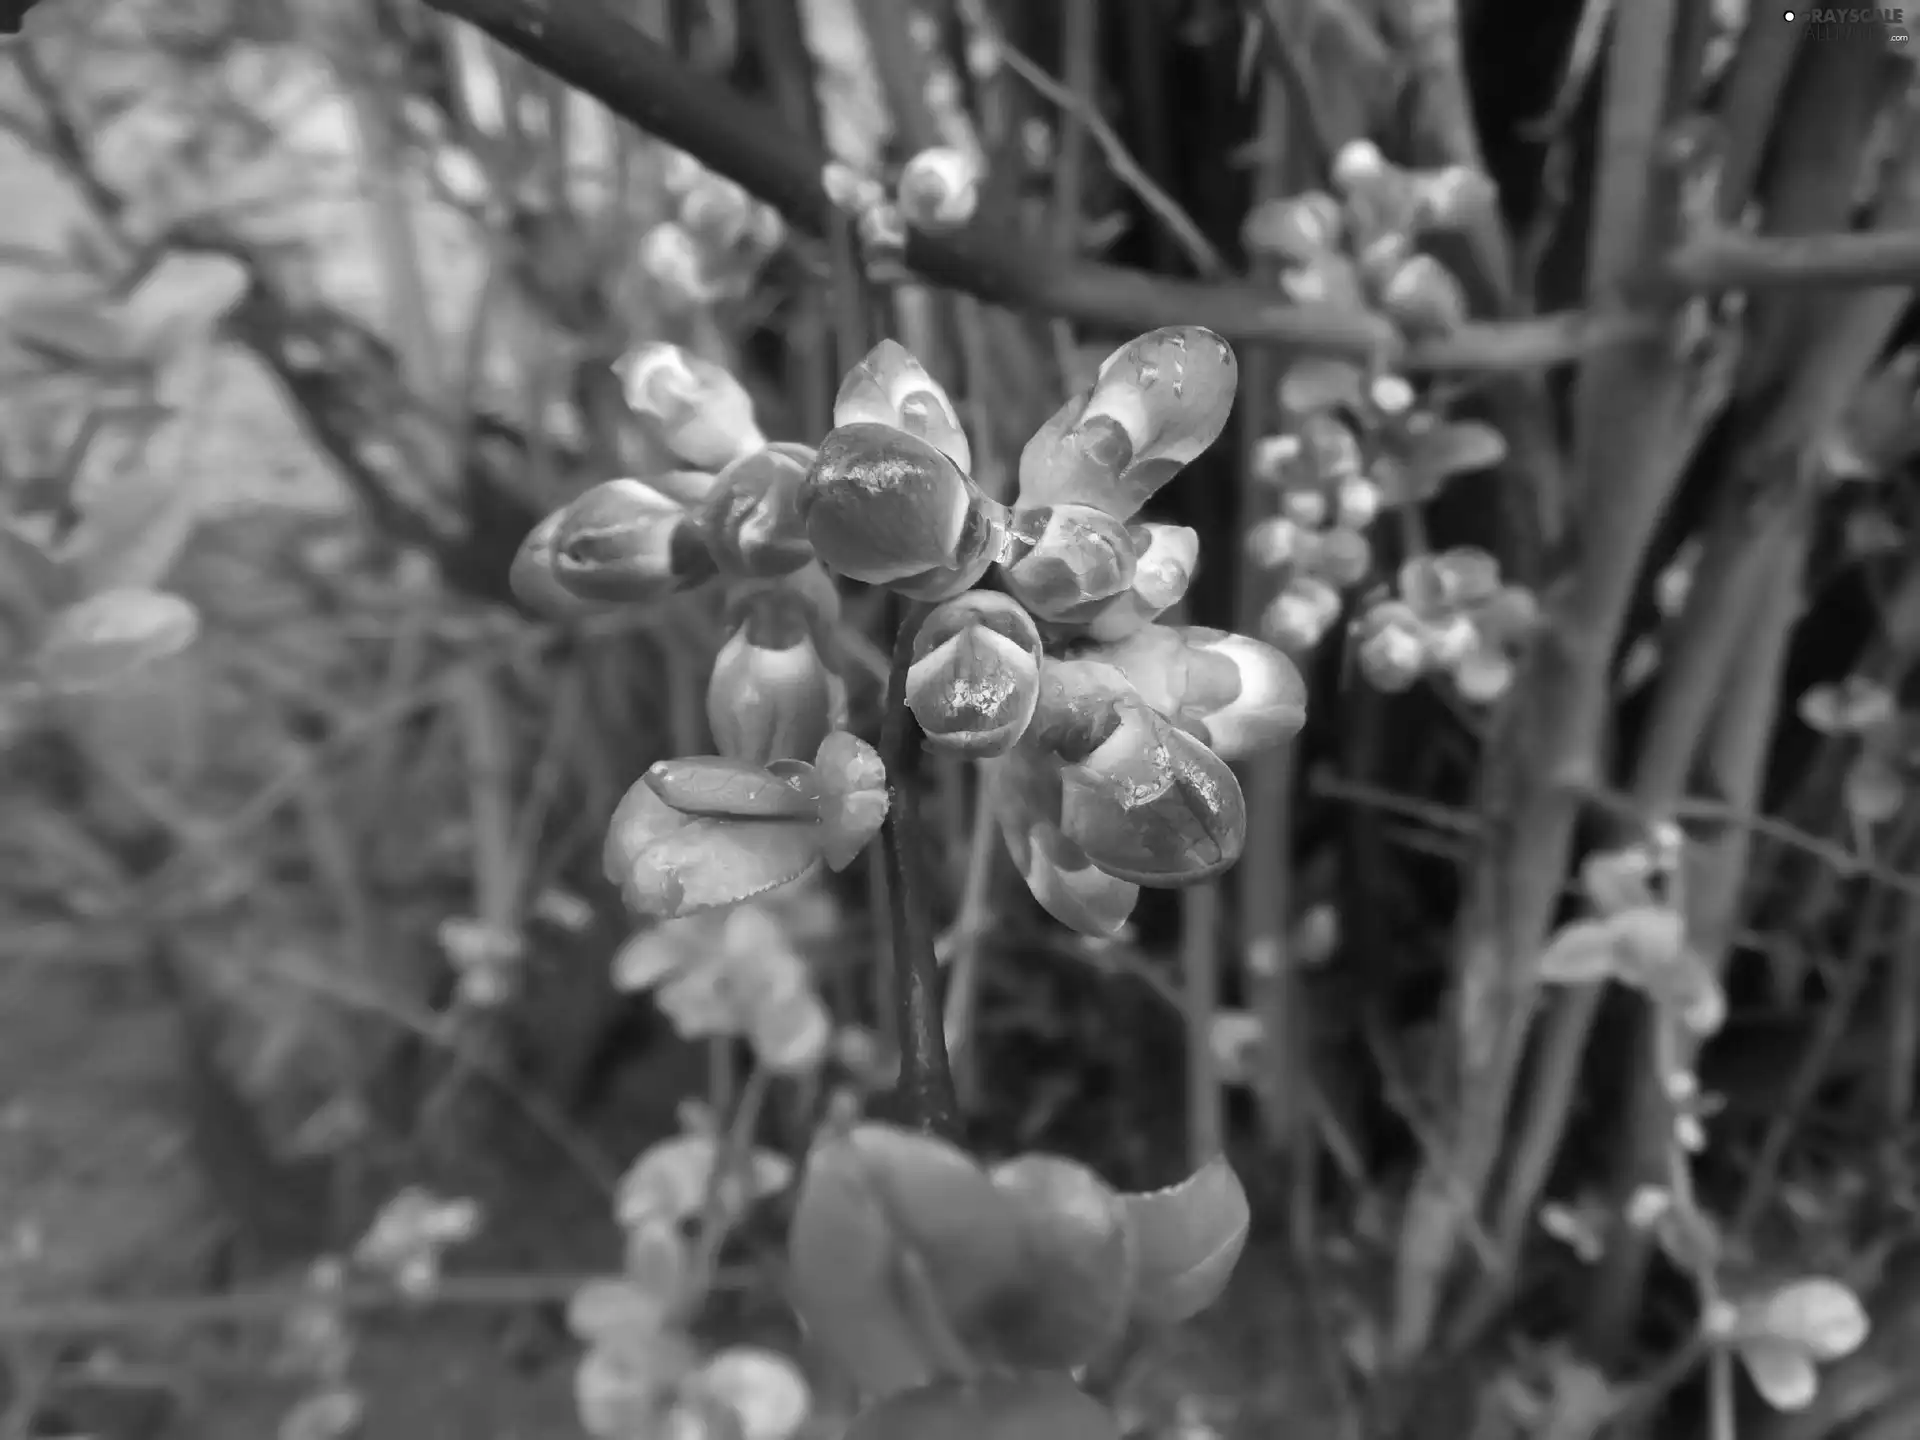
[1745,1277,1870,1359]
[971,1154,1138,1370]
[787,1124,1028,1400]
[0,524,74,657]
[1734,1334,1819,1412]
[1843,749,1904,827]
[1121,1153,1250,1324]
[1398,420,1508,502]
[4,289,146,371]
[844,1372,1120,1440]
[1277,358,1366,416]
[32,588,199,692]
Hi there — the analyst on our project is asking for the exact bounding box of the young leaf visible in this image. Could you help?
[1121,1154,1251,1324]
[813,731,889,870]
[33,588,200,693]
[970,1153,1138,1371]
[844,1372,1120,1440]
[643,757,823,821]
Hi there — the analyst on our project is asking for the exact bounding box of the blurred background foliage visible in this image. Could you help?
[2,0,1920,1437]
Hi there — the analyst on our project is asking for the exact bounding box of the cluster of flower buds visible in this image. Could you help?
[1241,139,1494,338]
[512,326,1307,934]
[638,145,787,310]
[803,327,1307,936]
[613,900,834,1074]
[1350,547,1538,701]
[1246,358,1508,654]
[512,341,851,769]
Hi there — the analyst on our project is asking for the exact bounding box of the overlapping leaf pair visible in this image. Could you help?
[806,329,1308,935]
[789,1120,1249,1433]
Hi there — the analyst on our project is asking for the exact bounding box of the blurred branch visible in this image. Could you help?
[1652,225,1920,294]
[420,0,1614,371]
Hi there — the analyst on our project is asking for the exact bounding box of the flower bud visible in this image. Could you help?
[1261,574,1343,652]
[1297,412,1364,484]
[1380,254,1469,335]
[698,443,816,577]
[1088,624,1307,761]
[1473,583,1542,647]
[1279,255,1368,311]
[637,222,715,308]
[1018,327,1238,521]
[1246,517,1306,570]
[707,592,836,765]
[1083,522,1198,641]
[832,339,970,472]
[1355,603,1429,692]
[509,508,612,618]
[1335,475,1383,531]
[1331,139,1388,194]
[1410,165,1497,232]
[1449,641,1515,705]
[897,145,982,233]
[1280,486,1330,529]
[678,172,755,252]
[550,479,718,603]
[1313,526,1374,588]
[1249,433,1309,489]
[615,342,765,472]
[800,422,1006,600]
[1057,699,1246,885]
[904,592,1042,756]
[1000,503,1138,622]
[1241,192,1343,265]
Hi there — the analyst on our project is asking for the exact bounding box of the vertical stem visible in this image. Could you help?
[880,595,960,1140]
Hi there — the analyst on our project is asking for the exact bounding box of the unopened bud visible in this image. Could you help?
[897,146,982,233]
[550,478,717,603]
[616,342,765,472]
[904,592,1043,757]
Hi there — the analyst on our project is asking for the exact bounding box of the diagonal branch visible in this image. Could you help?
[420,0,1620,372]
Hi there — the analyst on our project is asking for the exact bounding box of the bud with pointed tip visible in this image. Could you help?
[636,223,715,308]
[1241,191,1343,265]
[1084,624,1307,761]
[800,422,1007,600]
[509,509,612,619]
[1083,522,1198,642]
[550,479,718,603]
[615,342,765,471]
[708,592,836,765]
[905,592,1043,757]
[1053,694,1247,886]
[698,442,817,577]
[831,339,971,473]
[1017,327,1238,521]
[897,146,982,234]
[1000,504,1138,622]
[1379,254,1469,335]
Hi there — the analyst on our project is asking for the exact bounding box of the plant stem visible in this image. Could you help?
[879,595,960,1141]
